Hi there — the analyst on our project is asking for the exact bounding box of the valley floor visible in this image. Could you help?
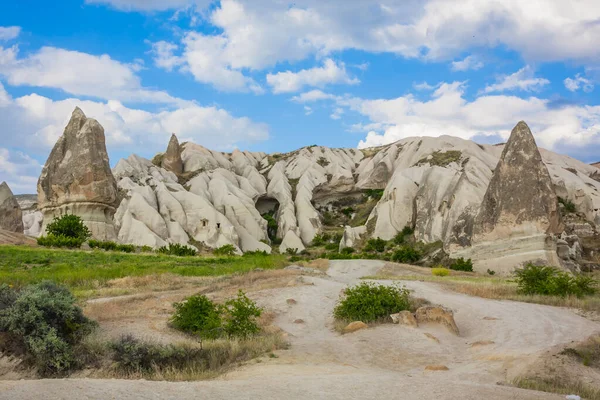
[1,260,599,399]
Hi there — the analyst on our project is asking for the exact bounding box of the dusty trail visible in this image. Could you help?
[1,260,598,400]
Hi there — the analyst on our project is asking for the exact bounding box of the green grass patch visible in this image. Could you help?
[0,246,287,295]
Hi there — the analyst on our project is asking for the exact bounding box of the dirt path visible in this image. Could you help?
[1,260,598,399]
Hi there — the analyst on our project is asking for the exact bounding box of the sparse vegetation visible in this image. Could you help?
[364,189,384,200]
[158,243,198,256]
[317,157,330,167]
[558,196,577,213]
[262,210,278,243]
[88,240,135,253]
[415,150,462,167]
[334,282,410,323]
[213,244,237,257]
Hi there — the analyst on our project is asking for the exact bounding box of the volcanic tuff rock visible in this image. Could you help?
[37,107,119,240]
[161,134,183,175]
[453,122,564,273]
[15,194,43,237]
[0,182,24,233]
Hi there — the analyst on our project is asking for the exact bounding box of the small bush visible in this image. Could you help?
[285,247,298,255]
[0,281,96,376]
[341,247,355,254]
[558,197,576,213]
[324,242,338,251]
[487,269,496,276]
[364,237,387,253]
[213,244,237,256]
[449,257,473,272]
[514,264,598,298]
[171,294,223,339]
[394,226,415,245]
[364,189,384,200]
[140,245,153,253]
[223,291,262,339]
[391,246,421,263]
[46,214,91,240]
[432,267,450,277]
[37,234,84,249]
[334,282,410,323]
[311,234,326,246]
[341,207,355,217]
[158,243,198,256]
[243,250,269,257]
[116,244,135,253]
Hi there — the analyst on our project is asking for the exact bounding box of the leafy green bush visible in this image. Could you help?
[391,246,421,263]
[364,237,387,253]
[514,264,597,298]
[140,245,153,253]
[111,334,202,373]
[243,250,269,257]
[223,291,263,338]
[213,244,237,256]
[157,243,198,256]
[311,234,326,246]
[364,189,384,200]
[341,247,355,254]
[432,267,450,277]
[46,214,91,240]
[0,281,96,376]
[324,242,338,251]
[393,226,415,245]
[37,235,84,249]
[341,207,355,217]
[171,294,223,339]
[449,257,473,272]
[116,244,135,253]
[334,282,410,323]
[285,247,298,255]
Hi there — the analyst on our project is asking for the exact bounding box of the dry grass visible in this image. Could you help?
[369,273,600,312]
[514,377,600,400]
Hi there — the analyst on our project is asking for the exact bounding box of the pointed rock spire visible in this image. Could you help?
[0,181,24,233]
[37,107,119,240]
[475,121,563,236]
[162,133,183,174]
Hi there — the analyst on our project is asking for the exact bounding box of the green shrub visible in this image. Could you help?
[391,246,421,263]
[334,282,410,323]
[324,242,338,251]
[558,197,576,213]
[0,281,96,376]
[432,267,450,277]
[46,214,91,240]
[158,243,198,256]
[364,189,384,200]
[243,250,269,257]
[285,247,298,255]
[394,226,415,245]
[213,244,237,256]
[311,234,326,246]
[140,245,153,253]
[116,244,135,253]
[487,269,496,276]
[341,247,355,255]
[110,334,202,373]
[37,235,84,249]
[0,284,17,313]
[449,257,473,272]
[514,264,597,298]
[341,207,355,217]
[364,237,387,253]
[171,294,223,339]
[223,291,262,338]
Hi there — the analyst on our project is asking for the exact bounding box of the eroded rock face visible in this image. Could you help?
[37,107,119,240]
[161,134,183,175]
[456,122,563,274]
[414,306,459,335]
[0,182,24,233]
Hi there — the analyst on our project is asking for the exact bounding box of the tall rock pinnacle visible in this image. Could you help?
[162,134,183,174]
[0,181,24,233]
[37,107,119,240]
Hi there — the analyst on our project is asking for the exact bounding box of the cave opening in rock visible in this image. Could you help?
[257,196,280,243]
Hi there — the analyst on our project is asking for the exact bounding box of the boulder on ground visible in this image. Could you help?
[0,182,24,233]
[415,306,459,335]
[390,311,418,327]
[37,107,119,240]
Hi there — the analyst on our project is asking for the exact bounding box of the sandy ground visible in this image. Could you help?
[1,260,599,399]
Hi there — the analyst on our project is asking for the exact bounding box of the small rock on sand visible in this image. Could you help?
[415,306,459,335]
[343,321,368,334]
[390,311,418,327]
[293,319,304,324]
[425,365,449,371]
[286,299,297,305]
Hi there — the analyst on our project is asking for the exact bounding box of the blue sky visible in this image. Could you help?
[1,0,600,193]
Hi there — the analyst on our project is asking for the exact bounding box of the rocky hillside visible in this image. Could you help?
[28,108,600,273]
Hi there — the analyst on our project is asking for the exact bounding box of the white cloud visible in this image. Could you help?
[0,148,42,194]
[267,59,358,93]
[150,41,182,71]
[451,55,483,71]
[0,45,185,105]
[337,81,600,156]
[291,90,337,103]
[413,81,437,91]
[564,74,594,92]
[0,26,20,41]
[0,82,10,107]
[330,107,344,120]
[304,106,313,115]
[482,66,550,94]
[353,62,369,71]
[0,92,270,184]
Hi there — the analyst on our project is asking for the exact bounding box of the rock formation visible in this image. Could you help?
[453,121,564,274]
[0,182,24,233]
[37,107,119,240]
[161,134,183,175]
[15,194,43,237]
